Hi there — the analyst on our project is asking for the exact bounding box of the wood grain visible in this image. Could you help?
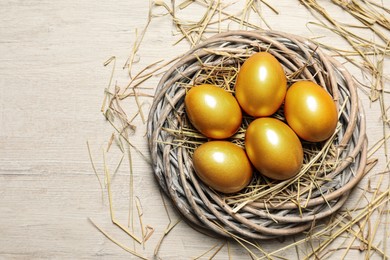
[0,0,389,259]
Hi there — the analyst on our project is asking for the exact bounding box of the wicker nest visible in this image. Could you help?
[147,30,367,240]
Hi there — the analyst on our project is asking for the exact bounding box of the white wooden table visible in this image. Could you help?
[1,1,389,259]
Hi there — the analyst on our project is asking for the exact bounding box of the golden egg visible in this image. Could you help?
[235,52,287,117]
[245,118,303,180]
[284,81,338,142]
[185,84,242,139]
[192,141,253,193]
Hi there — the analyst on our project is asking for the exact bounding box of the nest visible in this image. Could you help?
[147,30,367,240]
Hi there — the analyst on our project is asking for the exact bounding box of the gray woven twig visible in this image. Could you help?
[147,30,367,240]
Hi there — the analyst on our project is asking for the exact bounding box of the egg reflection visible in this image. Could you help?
[204,94,217,108]
[266,129,279,146]
[306,96,318,112]
[212,151,225,163]
[258,66,268,82]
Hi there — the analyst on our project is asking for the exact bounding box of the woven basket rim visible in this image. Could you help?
[147,29,367,239]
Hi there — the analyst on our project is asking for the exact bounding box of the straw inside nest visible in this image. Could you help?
[161,45,347,213]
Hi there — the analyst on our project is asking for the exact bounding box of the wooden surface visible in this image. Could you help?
[0,1,389,259]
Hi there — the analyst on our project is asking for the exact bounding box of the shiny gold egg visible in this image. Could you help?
[235,52,287,117]
[185,84,242,139]
[245,118,303,180]
[284,81,338,142]
[192,141,253,193]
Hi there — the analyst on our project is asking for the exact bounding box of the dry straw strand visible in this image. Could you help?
[88,218,148,260]
[103,150,142,244]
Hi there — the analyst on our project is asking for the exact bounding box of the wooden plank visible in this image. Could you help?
[0,0,389,258]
